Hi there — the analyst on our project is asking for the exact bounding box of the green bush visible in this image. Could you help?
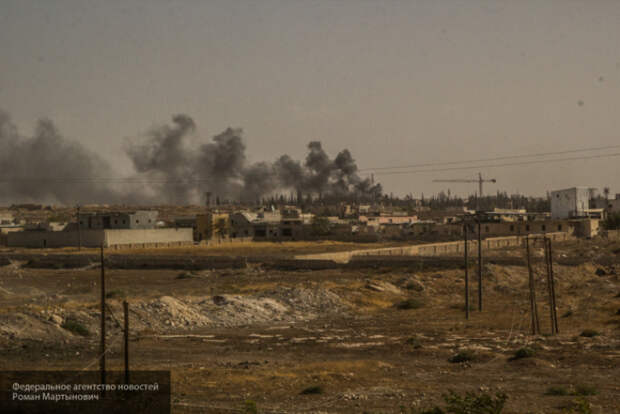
[243,399,258,414]
[579,329,600,338]
[564,398,592,414]
[61,319,90,336]
[396,298,424,310]
[545,386,569,396]
[573,385,597,396]
[510,347,535,360]
[105,289,125,299]
[300,385,323,395]
[443,391,507,414]
[601,212,620,230]
[449,350,475,363]
[405,336,423,349]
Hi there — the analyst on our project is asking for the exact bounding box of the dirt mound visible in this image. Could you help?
[129,287,349,332]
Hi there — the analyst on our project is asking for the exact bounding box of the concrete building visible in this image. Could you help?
[76,210,158,230]
[550,187,592,219]
[196,212,230,241]
[0,211,14,225]
[591,194,620,214]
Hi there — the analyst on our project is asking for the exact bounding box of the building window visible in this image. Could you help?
[558,224,562,231]
[114,220,118,224]
[541,225,546,231]
[485,226,489,232]
[526,225,530,231]
[136,220,140,224]
[122,220,126,224]
[510,225,514,232]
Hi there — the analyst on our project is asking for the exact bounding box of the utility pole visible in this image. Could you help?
[76,204,82,251]
[545,238,559,334]
[463,222,469,319]
[123,300,129,384]
[477,215,483,312]
[100,244,106,388]
[525,236,540,335]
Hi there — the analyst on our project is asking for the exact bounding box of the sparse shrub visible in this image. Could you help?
[176,272,195,279]
[405,336,422,349]
[449,350,475,363]
[300,385,323,395]
[579,329,600,338]
[443,390,507,414]
[243,399,258,414]
[562,310,574,318]
[396,298,423,310]
[510,347,535,361]
[413,408,445,414]
[564,398,592,414]
[61,319,90,336]
[545,386,569,396]
[573,384,598,396]
[411,391,507,414]
[105,289,125,299]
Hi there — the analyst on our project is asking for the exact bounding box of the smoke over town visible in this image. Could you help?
[0,110,381,205]
[0,110,127,204]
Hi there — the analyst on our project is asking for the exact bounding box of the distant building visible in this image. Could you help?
[550,187,592,219]
[75,210,158,230]
[0,211,14,225]
[196,212,230,241]
[7,210,194,248]
[590,193,620,215]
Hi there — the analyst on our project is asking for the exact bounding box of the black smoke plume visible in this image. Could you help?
[0,110,130,204]
[0,110,382,205]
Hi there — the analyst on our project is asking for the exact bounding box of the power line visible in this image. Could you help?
[372,151,620,176]
[359,143,620,172]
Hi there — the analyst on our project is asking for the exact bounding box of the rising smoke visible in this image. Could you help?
[0,110,382,205]
[0,110,131,205]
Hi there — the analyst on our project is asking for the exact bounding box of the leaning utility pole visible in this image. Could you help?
[477,215,483,312]
[525,236,540,335]
[100,244,106,388]
[463,222,470,319]
[123,300,130,384]
[76,204,82,251]
[545,238,559,334]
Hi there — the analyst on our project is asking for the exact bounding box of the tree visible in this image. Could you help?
[602,212,620,230]
[311,216,331,236]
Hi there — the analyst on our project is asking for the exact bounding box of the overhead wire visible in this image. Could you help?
[358,143,620,172]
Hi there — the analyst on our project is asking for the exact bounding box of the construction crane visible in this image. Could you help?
[433,172,497,210]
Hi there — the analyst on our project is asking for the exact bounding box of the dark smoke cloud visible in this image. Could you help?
[0,110,130,205]
[0,110,381,205]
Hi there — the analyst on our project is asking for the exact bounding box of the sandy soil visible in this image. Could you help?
[0,239,619,413]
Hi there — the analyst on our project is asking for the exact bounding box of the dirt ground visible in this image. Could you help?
[0,239,619,413]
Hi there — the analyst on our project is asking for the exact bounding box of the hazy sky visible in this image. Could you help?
[1,0,619,198]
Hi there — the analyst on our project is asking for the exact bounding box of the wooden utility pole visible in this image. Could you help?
[477,216,483,312]
[546,238,559,334]
[525,236,540,335]
[123,300,129,384]
[100,244,106,387]
[76,205,82,251]
[464,223,469,319]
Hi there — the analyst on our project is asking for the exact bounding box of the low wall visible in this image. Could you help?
[7,228,194,248]
[295,232,573,263]
[601,229,620,240]
[104,228,193,248]
[7,230,105,248]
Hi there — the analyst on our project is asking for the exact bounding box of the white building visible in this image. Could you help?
[590,194,620,214]
[550,187,591,219]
